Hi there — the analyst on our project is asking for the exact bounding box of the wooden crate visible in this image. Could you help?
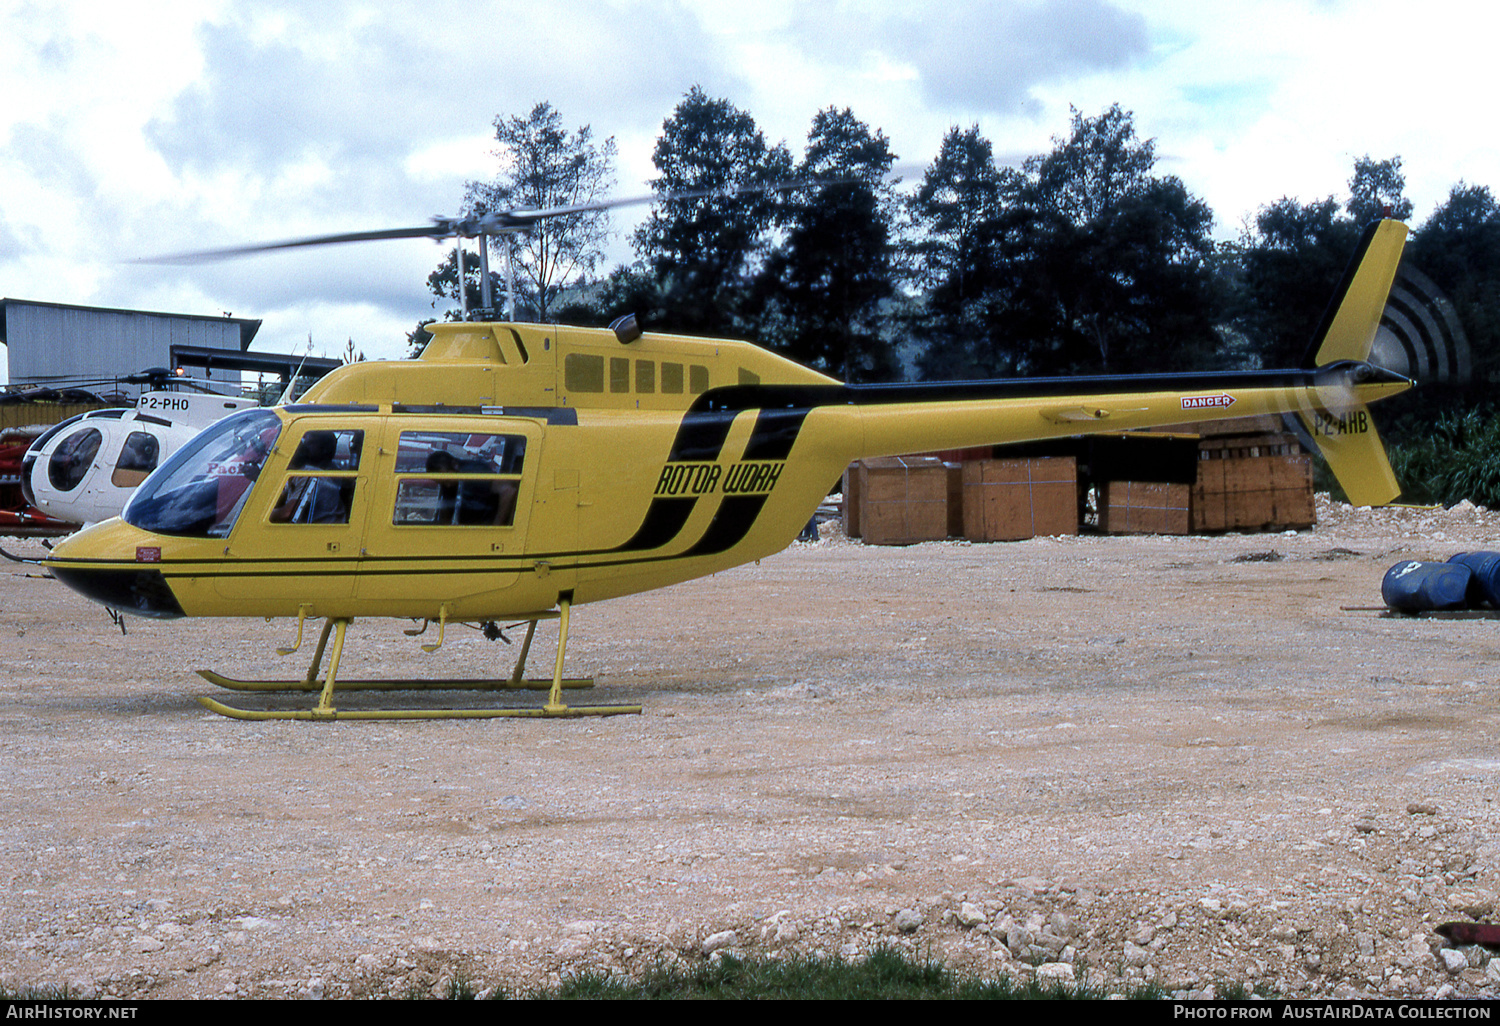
[842,463,863,538]
[944,462,963,539]
[1192,434,1314,532]
[1100,481,1191,535]
[962,457,1078,541]
[856,457,949,545]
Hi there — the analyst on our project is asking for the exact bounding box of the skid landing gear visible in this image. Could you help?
[195,601,641,721]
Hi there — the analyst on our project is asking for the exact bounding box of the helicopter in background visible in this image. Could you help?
[20,350,343,529]
[38,190,1415,721]
[22,385,259,527]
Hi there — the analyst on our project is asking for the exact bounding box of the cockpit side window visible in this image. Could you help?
[123,409,282,537]
[48,428,102,493]
[111,431,161,488]
[392,431,526,527]
[270,429,364,525]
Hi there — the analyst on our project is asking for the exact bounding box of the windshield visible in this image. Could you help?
[123,409,282,537]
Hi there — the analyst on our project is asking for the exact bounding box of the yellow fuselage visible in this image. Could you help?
[45,320,1412,623]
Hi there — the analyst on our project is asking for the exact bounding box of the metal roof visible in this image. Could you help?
[0,298,261,351]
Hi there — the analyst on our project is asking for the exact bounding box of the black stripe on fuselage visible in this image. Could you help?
[613,497,697,552]
[687,366,1371,415]
[683,495,769,557]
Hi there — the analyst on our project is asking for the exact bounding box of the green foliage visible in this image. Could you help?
[1387,406,1500,507]
[466,102,617,322]
[1409,183,1500,393]
[496,947,1153,1000]
[1348,155,1415,225]
[753,107,901,381]
[909,107,1222,378]
[1229,156,1412,372]
[904,125,1014,380]
[633,87,793,337]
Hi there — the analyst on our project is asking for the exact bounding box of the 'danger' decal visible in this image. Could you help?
[1181,393,1236,410]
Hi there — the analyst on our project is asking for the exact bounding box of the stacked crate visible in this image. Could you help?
[852,456,950,545]
[961,456,1079,541]
[1192,433,1314,532]
[1099,480,1191,535]
[1090,433,1198,536]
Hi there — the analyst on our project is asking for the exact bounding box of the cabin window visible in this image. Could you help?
[635,360,655,393]
[690,365,709,394]
[122,408,282,538]
[271,476,358,524]
[662,362,684,394]
[610,357,630,393]
[288,430,363,471]
[111,431,160,488]
[392,431,525,527]
[270,429,364,525]
[48,427,102,492]
[564,353,605,393]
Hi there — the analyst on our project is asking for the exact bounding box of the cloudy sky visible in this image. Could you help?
[2,0,1495,368]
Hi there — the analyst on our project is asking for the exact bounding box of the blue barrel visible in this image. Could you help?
[1446,551,1500,607]
[1382,560,1474,612]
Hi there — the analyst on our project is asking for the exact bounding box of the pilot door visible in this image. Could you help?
[216,423,371,603]
[355,420,540,610]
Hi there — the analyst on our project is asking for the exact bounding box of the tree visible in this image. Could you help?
[755,107,900,381]
[1409,183,1500,392]
[996,106,1220,375]
[903,125,1014,380]
[1347,155,1414,225]
[460,102,616,322]
[1229,195,1356,369]
[906,108,1221,378]
[633,87,793,336]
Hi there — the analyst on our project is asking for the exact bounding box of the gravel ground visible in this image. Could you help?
[5,496,1500,1000]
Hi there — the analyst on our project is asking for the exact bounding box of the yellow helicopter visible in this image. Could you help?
[41,207,1414,721]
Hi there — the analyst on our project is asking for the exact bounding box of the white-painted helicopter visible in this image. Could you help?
[22,385,258,527]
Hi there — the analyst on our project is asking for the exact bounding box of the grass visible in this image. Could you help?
[7,948,1248,1000]
[455,947,1173,1000]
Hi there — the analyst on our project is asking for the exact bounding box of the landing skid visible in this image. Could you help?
[195,695,640,721]
[196,669,594,692]
[197,604,640,721]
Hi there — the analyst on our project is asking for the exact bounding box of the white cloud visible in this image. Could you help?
[2,0,1497,370]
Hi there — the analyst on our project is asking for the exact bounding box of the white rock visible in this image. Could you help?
[1036,962,1075,983]
[1440,948,1468,973]
[957,902,986,928]
[702,930,737,956]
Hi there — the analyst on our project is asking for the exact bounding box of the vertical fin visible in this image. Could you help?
[1297,219,1410,506]
[1309,219,1409,366]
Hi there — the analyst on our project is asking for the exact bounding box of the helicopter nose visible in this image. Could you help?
[48,564,185,619]
[46,527,187,619]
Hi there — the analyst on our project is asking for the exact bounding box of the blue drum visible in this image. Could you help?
[1382,560,1474,612]
[1446,551,1500,608]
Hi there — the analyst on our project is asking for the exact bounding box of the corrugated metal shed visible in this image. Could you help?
[0,299,261,396]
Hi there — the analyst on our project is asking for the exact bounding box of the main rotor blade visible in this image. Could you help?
[139,176,837,264]
[478,176,838,234]
[139,223,457,264]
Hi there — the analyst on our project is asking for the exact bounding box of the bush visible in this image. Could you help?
[1388,407,1500,507]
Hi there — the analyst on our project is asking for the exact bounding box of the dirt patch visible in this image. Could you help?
[4,496,1500,999]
